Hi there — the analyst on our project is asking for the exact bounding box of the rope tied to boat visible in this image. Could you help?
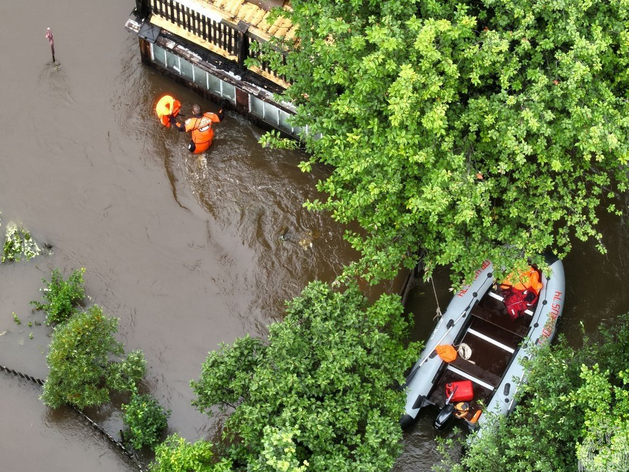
[431,277,442,320]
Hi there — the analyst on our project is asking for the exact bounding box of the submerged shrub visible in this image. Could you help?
[2,222,41,263]
[31,268,86,325]
[191,281,419,471]
[42,305,146,409]
[122,393,170,451]
[108,350,148,394]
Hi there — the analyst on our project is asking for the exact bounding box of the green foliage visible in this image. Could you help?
[570,316,629,471]
[259,130,300,150]
[437,314,629,471]
[191,334,265,413]
[2,222,41,263]
[122,393,170,451]
[150,433,233,472]
[572,366,629,471]
[41,305,145,409]
[191,281,419,472]
[31,268,86,325]
[259,426,308,472]
[107,349,147,394]
[260,0,629,286]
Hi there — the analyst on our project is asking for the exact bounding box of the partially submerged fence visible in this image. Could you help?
[0,363,145,471]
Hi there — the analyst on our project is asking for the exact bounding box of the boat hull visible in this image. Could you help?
[402,257,566,429]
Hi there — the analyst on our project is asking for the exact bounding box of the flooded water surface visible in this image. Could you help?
[0,0,355,469]
[1,1,628,471]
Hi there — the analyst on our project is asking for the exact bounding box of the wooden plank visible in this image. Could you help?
[450,356,502,389]
[471,304,529,338]
[249,8,266,26]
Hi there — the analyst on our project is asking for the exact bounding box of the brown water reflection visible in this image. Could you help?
[1,1,628,471]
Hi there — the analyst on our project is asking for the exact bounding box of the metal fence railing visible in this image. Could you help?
[0,363,145,471]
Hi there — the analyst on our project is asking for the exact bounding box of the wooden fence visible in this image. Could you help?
[136,0,288,84]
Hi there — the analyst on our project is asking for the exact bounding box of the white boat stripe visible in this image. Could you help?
[467,328,515,353]
[446,365,496,391]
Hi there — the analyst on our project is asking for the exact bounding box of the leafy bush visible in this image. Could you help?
[31,268,86,325]
[2,222,41,263]
[41,305,146,409]
[191,281,419,472]
[108,350,148,394]
[150,433,232,472]
[259,426,308,472]
[122,393,170,451]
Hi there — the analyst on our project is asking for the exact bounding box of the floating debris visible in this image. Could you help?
[2,222,42,263]
[298,229,314,250]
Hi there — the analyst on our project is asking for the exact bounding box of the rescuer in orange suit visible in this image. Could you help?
[173,103,224,154]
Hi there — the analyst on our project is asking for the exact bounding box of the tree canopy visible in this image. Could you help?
[261,0,629,286]
[190,281,419,472]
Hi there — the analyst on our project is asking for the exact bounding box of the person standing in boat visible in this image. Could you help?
[173,103,224,154]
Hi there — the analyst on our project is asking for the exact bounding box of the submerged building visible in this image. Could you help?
[125,0,303,137]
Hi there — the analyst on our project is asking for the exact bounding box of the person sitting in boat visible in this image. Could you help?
[173,103,224,154]
[500,267,542,320]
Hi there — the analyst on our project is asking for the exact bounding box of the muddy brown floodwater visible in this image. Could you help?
[1,1,629,472]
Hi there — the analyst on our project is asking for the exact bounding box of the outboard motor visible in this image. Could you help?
[434,385,458,430]
[434,403,455,430]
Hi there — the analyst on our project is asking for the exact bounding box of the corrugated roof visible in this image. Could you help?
[208,0,296,42]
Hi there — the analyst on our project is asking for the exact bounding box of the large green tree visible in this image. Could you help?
[261,0,629,286]
[190,281,419,472]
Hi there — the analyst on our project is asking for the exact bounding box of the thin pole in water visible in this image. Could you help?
[45,27,55,63]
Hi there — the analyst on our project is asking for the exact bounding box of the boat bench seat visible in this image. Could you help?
[471,305,529,338]
[450,356,502,389]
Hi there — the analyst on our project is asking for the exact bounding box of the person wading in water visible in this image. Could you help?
[174,103,224,154]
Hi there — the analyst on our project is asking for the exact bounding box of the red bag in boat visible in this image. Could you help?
[504,287,538,320]
[445,380,474,402]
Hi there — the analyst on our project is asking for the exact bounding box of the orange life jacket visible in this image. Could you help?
[184,112,221,154]
[155,95,181,128]
[501,267,542,294]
